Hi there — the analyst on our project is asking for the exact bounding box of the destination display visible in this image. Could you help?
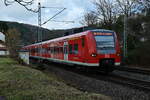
[93,32,113,36]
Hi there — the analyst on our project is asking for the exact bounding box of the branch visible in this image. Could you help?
[116,0,126,13]
[4,0,38,13]
[4,0,33,6]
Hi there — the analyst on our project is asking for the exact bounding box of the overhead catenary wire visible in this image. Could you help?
[49,20,74,23]
[41,6,66,9]
[41,8,66,25]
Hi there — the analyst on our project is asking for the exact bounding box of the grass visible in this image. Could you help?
[0,57,111,100]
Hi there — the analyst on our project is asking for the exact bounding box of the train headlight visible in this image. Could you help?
[117,53,120,56]
[91,53,97,57]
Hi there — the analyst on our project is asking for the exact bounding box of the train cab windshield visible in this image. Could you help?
[93,32,116,54]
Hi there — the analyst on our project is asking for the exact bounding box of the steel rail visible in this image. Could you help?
[30,59,150,92]
[105,74,150,92]
[114,66,150,75]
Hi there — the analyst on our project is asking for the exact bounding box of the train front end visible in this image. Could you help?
[87,29,121,72]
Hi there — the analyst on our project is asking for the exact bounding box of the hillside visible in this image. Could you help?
[0,21,65,45]
[0,21,97,46]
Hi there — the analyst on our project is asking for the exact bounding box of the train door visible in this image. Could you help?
[63,42,68,60]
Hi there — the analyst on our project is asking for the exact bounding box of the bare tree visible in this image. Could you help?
[136,0,150,8]
[135,0,150,15]
[116,0,137,17]
[80,12,98,26]
[93,0,120,28]
[4,0,38,12]
[5,28,21,58]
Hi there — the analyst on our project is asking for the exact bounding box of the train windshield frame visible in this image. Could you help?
[93,32,116,54]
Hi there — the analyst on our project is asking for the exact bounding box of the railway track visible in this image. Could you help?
[98,73,150,92]
[75,69,150,92]
[53,64,150,92]
[114,66,150,75]
[32,60,150,92]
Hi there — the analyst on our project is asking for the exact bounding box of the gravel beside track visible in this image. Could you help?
[44,64,150,100]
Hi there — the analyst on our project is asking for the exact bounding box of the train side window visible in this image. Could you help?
[74,44,78,54]
[57,47,59,53]
[82,38,85,47]
[54,47,57,54]
[58,47,60,53]
[51,47,54,54]
[60,47,63,53]
[52,47,54,54]
[35,48,38,53]
[56,47,58,54]
[48,47,50,54]
[32,48,36,53]
[69,44,73,54]
[49,47,51,53]
[42,48,46,53]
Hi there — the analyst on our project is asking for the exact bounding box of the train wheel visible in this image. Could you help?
[36,59,46,70]
[100,59,114,73]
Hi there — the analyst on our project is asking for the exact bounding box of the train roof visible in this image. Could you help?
[24,29,115,48]
[24,30,88,48]
[90,29,115,33]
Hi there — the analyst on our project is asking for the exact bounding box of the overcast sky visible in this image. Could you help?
[0,32,5,41]
[0,0,94,30]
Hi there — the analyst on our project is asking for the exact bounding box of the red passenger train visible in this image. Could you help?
[23,29,121,72]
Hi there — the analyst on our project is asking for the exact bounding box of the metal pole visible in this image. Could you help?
[38,2,42,59]
[123,15,126,58]
[38,2,41,42]
[123,4,128,63]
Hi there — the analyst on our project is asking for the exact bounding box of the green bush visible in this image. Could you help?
[127,41,150,66]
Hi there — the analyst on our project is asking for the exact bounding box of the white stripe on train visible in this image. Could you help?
[30,56,120,66]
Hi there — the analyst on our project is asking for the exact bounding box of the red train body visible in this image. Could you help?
[23,29,121,72]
